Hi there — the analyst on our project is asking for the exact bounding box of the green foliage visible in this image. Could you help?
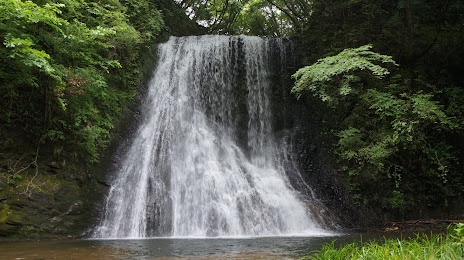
[340,82,460,210]
[292,45,396,103]
[305,224,464,260]
[451,223,464,247]
[60,67,123,161]
[177,0,311,36]
[120,0,163,41]
[232,0,302,36]
[0,0,65,87]
[293,44,463,211]
[0,0,165,162]
[177,0,247,34]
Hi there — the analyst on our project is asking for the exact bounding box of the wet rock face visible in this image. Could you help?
[273,89,373,229]
[266,39,370,230]
[283,125,364,229]
[0,188,103,238]
[0,150,108,238]
[66,201,84,216]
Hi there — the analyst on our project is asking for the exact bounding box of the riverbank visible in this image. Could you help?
[305,223,464,260]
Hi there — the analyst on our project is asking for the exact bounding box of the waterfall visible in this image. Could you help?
[93,35,333,238]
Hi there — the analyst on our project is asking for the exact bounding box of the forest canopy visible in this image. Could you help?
[175,0,309,36]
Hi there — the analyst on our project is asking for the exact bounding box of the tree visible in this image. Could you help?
[0,0,164,161]
[292,45,462,212]
[176,0,311,36]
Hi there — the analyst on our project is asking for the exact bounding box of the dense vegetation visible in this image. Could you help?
[0,0,202,236]
[1,0,463,233]
[178,0,464,217]
[305,224,464,259]
[294,0,464,218]
[0,0,165,163]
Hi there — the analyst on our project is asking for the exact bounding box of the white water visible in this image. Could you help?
[93,35,332,238]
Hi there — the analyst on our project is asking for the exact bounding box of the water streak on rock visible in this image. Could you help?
[94,35,332,238]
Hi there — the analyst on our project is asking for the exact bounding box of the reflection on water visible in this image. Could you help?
[1,234,411,259]
[0,237,338,259]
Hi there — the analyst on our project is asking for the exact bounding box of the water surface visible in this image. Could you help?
[1,232,416,259]
[2,236,342,259]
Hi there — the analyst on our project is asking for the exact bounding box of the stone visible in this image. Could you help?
[47,162,60,169]
[66,200,84,215]
[97,180,110,187]
[0,222,21,236]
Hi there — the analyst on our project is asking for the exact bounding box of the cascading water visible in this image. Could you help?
[93,35,333,238]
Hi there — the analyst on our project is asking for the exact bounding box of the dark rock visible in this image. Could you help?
[53,185,80,213]
[266,39,371,230]
[97,180,110,187]
[10,192,53,212]
[0,222,21,236]
[5,220,22,226]
[0,180,6,190]
[47,168,59,174]
[74,177,84,187]
[66,200,84,215]
[13,153,21,160]
[51,216,62,223]
[47,162,60,169]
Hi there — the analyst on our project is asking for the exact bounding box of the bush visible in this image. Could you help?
[305,224,464,260]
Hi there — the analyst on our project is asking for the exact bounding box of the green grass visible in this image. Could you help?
[304,224,464,260]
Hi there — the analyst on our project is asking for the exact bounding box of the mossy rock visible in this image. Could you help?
[0,149,106,238]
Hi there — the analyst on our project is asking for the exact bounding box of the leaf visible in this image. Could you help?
[292,45,397,104]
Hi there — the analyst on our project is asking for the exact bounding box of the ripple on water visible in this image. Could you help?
[0,236,342,259]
